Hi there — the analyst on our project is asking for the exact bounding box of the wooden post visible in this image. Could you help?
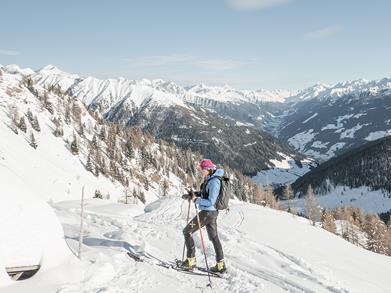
[78,186,85,259]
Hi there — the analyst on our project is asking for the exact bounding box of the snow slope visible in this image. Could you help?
[253,152,315,187]
[0,167,71,287]
[287,78,391,103]
[0,67,126,202]
[284,185,391,215]
[3,197,391,292]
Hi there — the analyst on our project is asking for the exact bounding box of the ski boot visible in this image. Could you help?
[177,257,196,271]
[210,260,227,273]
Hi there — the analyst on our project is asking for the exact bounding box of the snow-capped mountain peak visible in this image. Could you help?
[288,77,391,103]
[3,64,34,76]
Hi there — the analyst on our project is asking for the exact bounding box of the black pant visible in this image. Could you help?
[183,210,224,262]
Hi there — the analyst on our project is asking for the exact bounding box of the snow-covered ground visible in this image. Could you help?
[2,196,391,292]
[2,64,391,293]
[285,185,391,215]
[253,153,315,187]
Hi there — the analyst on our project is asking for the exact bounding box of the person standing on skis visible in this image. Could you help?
[180,159,226,273]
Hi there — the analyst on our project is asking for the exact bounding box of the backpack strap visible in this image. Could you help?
[202,176,222,199]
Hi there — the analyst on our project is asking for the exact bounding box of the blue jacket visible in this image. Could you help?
[196,169,224,211]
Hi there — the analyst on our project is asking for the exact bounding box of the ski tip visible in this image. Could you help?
[126,252,143,262]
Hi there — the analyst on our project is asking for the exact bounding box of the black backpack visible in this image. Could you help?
[203,176,230,210]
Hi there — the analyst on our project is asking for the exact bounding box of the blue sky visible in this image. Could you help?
[1,0,390,90]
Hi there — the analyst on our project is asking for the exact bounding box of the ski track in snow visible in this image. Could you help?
[46,198,353,293]
[218,207,348,293]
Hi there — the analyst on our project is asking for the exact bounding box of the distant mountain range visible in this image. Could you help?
[23,64,308,177]
[3,63,391,183]
[278,78,391,160]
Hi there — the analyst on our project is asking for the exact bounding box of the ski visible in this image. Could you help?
[196,266,226,278]
[125,252,224,279]
[156,262,222,278]
[173,258,224,279]
[126,251,143,262]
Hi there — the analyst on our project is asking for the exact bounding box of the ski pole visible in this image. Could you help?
[181,198,192,262]
[194,202,212,287]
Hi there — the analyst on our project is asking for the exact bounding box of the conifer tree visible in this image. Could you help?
[70,134,79,155]
[78,121,84,136]
[124,140,134,158]
[41,91,53,114]
[72,102,82,123]
[64,105,71,124]
[18,116,27,132]
[31,115,41,132]
[29,132,37,149]
[86,154,93,173]
[53,117,64,137]
[138,188,146,204]
[162,179,169,197]
[26,108,34,122]
[91,134,99,150]
[99,127,106,142]
[8,104,19,134]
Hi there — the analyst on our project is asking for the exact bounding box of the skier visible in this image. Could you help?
[180,159,226,273]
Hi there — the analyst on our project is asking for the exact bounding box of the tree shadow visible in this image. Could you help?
[65,236,141,256]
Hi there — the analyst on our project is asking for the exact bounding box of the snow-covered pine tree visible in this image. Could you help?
[41,91,53,114]
[8,103,20,134]
[161,179,169,196]
[99,126,106,142]
[86,154,93,173]
[53,116,64,137]
[31,115,41,132]
[64,104,71,125]
[29,132,38,149]
[71,101,82,124]
[18,116,27,133]
[138,188,146,204]
[26,108,34,122]
[91,134,99,150]
[100,157,107,175]
[94,148,103,176]
[78,120,84,137]
[94,190,103,199]
[70,133,79,155]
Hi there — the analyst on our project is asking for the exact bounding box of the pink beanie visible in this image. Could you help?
[199,159,216,171]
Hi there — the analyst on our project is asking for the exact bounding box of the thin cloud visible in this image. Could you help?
[123,54,245,71]
[228,0,290,11]
[0,49,20,56]
[304,25,342,40]
[124,54,196,67]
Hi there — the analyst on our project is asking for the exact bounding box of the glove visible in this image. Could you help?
[182,188,196,201]
[181,193,192,200]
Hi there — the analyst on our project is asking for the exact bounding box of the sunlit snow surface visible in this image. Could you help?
[3,196,391,293]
